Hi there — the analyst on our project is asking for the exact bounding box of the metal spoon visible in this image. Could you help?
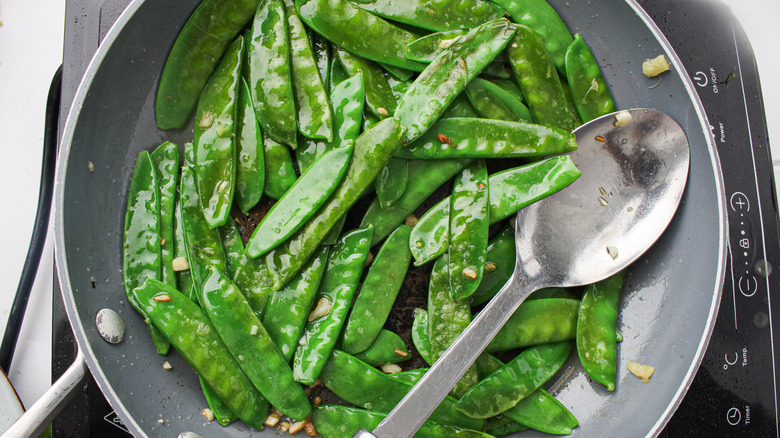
[354,108,690,438]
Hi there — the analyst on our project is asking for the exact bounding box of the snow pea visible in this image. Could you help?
[200,377,236,426]
[577,270,626,391]
[408,156,580,264]
[319,350,484,430]
[491,0,573,74]
[262,136,298,199]
[312,32,332,90]
[486,298,579,353]
[507,24,580,131]
[486,76,524,100]
[360,158,472,246]
[565,33,616,123]
[312,405,492,438]
[172,196,195,301]
[528,287,579,300]
[442,94,481,118]
[283,0,334,141]
[342,225,412,354]
[247,0,298,148]
[123,151,169,355]
[296,0,428,71]
[265,118,404,290]
[406,29,469,62]
[386,368,428,384]
[132,280,268,429]
[454,341,571,418]
[468,222,515,306]
[155,0,259,130]
[193,36,242,229]
[329,49,351,94]
[428,255,479,397]
[232,253,275,320]
[485,416,528,435]
[263,246,329,361]
[411,308,434,365]
[149,142,179,289]
[379,62,415,82]
[201,268,311,420]
[246,143,354,257]
[448,160,489,301]
[503,388,578,435]
[293,226,373,384]
[235,78,265,214]
[217,219,244,279]
[335,48,397,119]
[395,19,516,142]
[350,0,505,32]
[465,77,532,122]
[375,157,409,208]
[352,329,411,365]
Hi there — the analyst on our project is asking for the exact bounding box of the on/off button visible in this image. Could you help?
[727,407,741,425]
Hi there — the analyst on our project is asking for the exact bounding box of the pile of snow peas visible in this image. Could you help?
[123,0,628,435]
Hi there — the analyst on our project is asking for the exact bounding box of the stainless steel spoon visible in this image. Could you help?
[354,108,690,438]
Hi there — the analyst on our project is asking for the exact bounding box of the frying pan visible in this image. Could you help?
[7,0,728,436]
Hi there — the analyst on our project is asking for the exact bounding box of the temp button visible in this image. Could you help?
[727,407,741,426]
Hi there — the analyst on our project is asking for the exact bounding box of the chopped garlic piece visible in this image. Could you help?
[381,363,403,374]
[198,111,216,129]
[305,422,318,437]
[484,261,497,272]
[265,413,281,427]
[607,246,618,259]
[172,256,190,272]
[279,421,291,432]
[405,214,419,227]
[365,252,374,267]
[289,419,308,434]
[642,55,670,77]
[162,360,173,370]
[439,37,459,49]
[613,110,633,127]
[201,408,215,422]
[377,107,389,116]
[88,161,95,172]
[627,360,655,383]
[308,298,332,321]
[462,267,478,279]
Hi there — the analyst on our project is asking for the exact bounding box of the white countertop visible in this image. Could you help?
[0,0,778,419]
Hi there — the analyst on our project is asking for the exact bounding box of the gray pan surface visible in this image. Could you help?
[54,0,727,436]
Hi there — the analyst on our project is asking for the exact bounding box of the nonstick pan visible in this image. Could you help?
[16,0,729,436]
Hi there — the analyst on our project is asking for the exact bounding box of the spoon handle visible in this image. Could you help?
[358,268,543,438]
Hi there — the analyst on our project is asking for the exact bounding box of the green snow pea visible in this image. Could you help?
[335,49,397,119]
[262,136,298,200]
[155,0,259,130]
[193,36,242,229]
[448,160,489,301]
[132,280,268,429]
[486,76,524,100]
[217,219,245,279]
[172,196,195,301]
[350,0,505,32]
[235,78,265,214]
[565,33,616,123]
[481,60,513,79]
[312,405,492,438]
[529,287,579,300]
[385,75,411,101]
[442,94,481,118]
[386,368,428,384]
[284,0,334,141]
[429,255,479,397]
[411,308,434,365]
[352,329,411,365]
[123,151,169,355]
[485,416,528,435]
[319,350,484,429]
[395,19,516,142]
[265,118,404,290]
[342,225,412,354]
[378,62,414,82]
[507,24,580,131]
[200,377,236,426]
[263,246,329,361]
[201,268,311,420]
[149,142,179,289]
[247,0,298,148]
[503,388,578,435]
[360,158,472,246]
[406,29,469,63]
[375,158,409,208]
[468,223,515,306]
[312,32,331,90]
[491,0,573,74]
[247,143,354,257]
[465,77,532,122]
[232,254,275,320]
[293,226,373,384]
[296,0,428,71]
[577,270,626,391]
[329,49,351,94]
[454,341,571,418]
[408,156,580,264]
[486,298,579,353]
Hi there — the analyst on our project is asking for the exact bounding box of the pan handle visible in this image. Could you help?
[1,349,87,438]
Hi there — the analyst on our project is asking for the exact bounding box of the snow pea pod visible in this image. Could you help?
[507,24,580,131]
[312,32,331,90]
[265,118,404,289]
[342,225,412,354]
[375,157,409,208]
[485,416,528,435]
[360,158,472,246]
[172,196,195,301]
[351,0,505,32]
[448,160,489,300]
[193,36,242,229]
[352,329,411,365]
[409,155,580,264]
[200,377,236,426]
[217,219,244,279]
[262,136,298,199]
[442,94,481,118]
[406,29,469,63]
[454,341,572,418]
[319,350,484,429]
[335,48,397,119]
[201,268,311,420]
[503,388,578,435]
[565,33,616,123]
[247,143,354,257]
[263,246,329,361]
[468,222,515,306]
[235,78,265,214]
[312,405,492,438]
[247,0,298,148]
[465,78,532,122]
[491,0,573,74]
[297,0,427,71]
[386,368,428,384]
[149,142,179,289]
[577,270,626,391]
[155,0,259,129]
[411,308,434,365]
[293,226,373,384]
[232,254,275,320]
[395,19,516,142]
[379,63,414,83]
[486,298,579,353]
[132,280,268,429]
[123,151,169,355]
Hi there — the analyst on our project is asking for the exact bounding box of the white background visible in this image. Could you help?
[0,0,778,416]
